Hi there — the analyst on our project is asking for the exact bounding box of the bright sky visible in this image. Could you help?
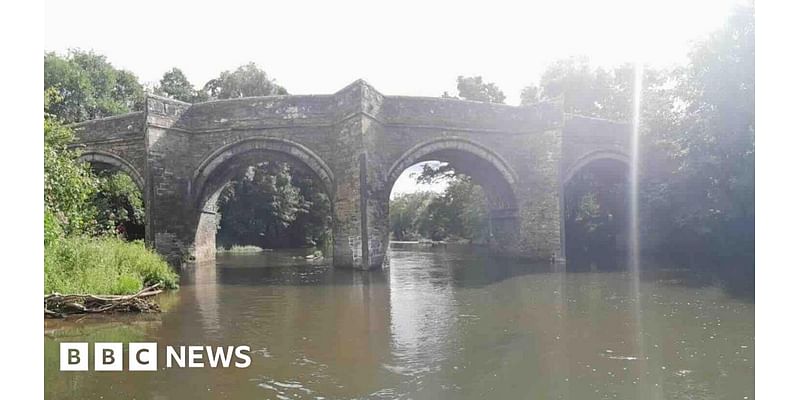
[44,0,744,195]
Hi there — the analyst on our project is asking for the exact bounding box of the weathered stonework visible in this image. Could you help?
[70,80,631,269]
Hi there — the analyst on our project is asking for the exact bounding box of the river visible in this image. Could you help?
[44,243,754,399]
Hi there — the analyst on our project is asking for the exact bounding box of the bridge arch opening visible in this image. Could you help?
[190,138,335,262]
[77,151,145,192]
[77,150,146,240]
[386,138,520,253]
[562,152,631,271]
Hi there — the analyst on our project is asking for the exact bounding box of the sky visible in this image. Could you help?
[44,0,744,195]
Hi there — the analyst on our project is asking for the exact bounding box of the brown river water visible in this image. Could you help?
[44,244,754,399]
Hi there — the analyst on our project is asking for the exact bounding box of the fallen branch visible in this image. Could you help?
[45,283,164,318]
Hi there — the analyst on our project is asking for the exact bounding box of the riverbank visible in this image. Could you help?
[44,236,179,316]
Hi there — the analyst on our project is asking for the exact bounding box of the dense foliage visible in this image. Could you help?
[390,177,489,243]
[203,62,288,99]
[520,6,754,280]
[155,67,208,103]
[44,49,144,123]
[44,89,99,241]
[91,170,145,240]
[644,6,754,271]
[443,75,506,104]
[216,162,332,250]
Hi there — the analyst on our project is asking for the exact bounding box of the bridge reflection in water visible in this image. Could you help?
[44,244,754,399]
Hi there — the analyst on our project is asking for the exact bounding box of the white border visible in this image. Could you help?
[1,0,44,397]
[756,1,800,398]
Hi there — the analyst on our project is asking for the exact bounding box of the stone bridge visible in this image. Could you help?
[71,80,630,269]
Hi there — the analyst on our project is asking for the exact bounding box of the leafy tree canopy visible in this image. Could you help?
[203,62,288,99]
[217,162,331,249]
[443,75,506,104]
[156,67,208,103]
[44,49,144,123]
[44,89,99,240]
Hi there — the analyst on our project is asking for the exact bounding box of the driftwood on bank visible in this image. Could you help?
[44,283,163,318]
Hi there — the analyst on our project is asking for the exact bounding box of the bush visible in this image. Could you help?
[45,236,179,295]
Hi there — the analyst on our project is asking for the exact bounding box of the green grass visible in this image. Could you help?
[45,236,179,295]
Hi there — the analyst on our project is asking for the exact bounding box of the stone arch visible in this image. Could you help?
[189,137,336,261]
[387,137,518,191]
[562,150,631,187]
[77,150,145,192]
[387,137,519,211]
[560,149,631,264]
[385,136,521,250]
[192,137,335,208]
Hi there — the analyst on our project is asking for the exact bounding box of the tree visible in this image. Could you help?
[390,176,489,243]
[390,192,437,240]
[643,4,754,269]
[283,170,333,248]
[44,89,99,241]
[203,62,288,99]
[443,75,506,104]
[44,49,145,123]
[156,67,207,103]
[425,75,509,187]
[216,161,334,249]
[91,170,145,240]
[521,57,629,120]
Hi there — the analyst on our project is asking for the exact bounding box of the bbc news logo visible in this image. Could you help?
[60,343,251,371]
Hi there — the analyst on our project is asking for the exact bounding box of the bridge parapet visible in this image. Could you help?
[70,112,145,143]
[379,96,562,133]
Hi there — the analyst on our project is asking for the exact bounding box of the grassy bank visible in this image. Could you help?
[45,236,179,295]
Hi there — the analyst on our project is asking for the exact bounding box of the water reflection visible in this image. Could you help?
[386,246,458,396]
[44,245,754,399]
[190,260,221,338]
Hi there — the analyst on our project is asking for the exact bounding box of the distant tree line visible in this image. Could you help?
[390,176,489,243]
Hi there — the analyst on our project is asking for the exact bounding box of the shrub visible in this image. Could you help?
[44,236,178,295]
